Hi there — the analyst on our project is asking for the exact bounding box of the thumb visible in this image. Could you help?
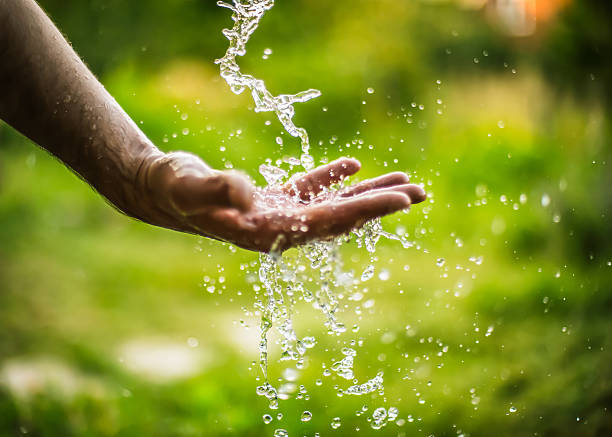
[169,170,255,215]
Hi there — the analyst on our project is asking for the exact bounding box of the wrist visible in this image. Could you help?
[121,145,176,227]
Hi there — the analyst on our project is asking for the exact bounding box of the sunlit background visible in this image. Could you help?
[1,0,611,436]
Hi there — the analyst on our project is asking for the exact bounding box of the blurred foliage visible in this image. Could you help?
[1,0,611,436]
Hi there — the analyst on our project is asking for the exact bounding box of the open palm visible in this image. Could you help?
[140,152,426,252]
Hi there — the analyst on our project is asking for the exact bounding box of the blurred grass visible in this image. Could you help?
[1,0,612,436]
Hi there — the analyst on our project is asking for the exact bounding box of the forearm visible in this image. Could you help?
[0,0,426,253]
[0,0,161,217]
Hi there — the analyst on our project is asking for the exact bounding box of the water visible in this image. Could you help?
[330,417,342,429]
[248,216,424,422]
[368,406,399,430]
[345,371,384,396]
[215,0,320,169]
[253,223,390,409]
[331,347,356,380]
[300,411,312,422]
[216,0,423,429]
[371,407,387,430]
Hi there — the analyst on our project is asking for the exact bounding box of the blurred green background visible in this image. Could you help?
[1,0,611,436]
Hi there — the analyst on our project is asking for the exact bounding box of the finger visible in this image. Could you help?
[339,172,410,197]
[299,191,411,241]
[286,157,361,201]
[347,183,427,205]
[170,171,255,215]
[404,184,426,204]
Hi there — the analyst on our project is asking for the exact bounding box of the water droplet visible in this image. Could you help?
[259,164,288,186]
[436,258,445,267]
[282,368,299,382]
[366,87,375,94]
[363,299,375,309]
[330,417,341,429]
[373,407,387,420]
[541,193,551,207]
[491,216,506,234]
[263,414,273,424]
[371,407,388,429]
[301,336,316,348]
[378,269,390,281]
[475,184,488,197]
[361,265,375,281]
[469,256,483,265]
[301,411,312,422]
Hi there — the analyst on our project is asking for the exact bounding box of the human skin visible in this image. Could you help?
[0,0,426,252]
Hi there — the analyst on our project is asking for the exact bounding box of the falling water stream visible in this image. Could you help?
[215,0,320,171]
[216,0,420,432]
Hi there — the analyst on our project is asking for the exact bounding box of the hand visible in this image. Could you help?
[137,151,426,252]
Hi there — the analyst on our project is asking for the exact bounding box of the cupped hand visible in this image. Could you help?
[137,151,426,252]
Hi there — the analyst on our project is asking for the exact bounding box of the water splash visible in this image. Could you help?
[370,406,399,430]
[215,0,320,169]
[345,371,384,396]
[331,347,356,380]
[252,220,401,408]
[216,0,423,422]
